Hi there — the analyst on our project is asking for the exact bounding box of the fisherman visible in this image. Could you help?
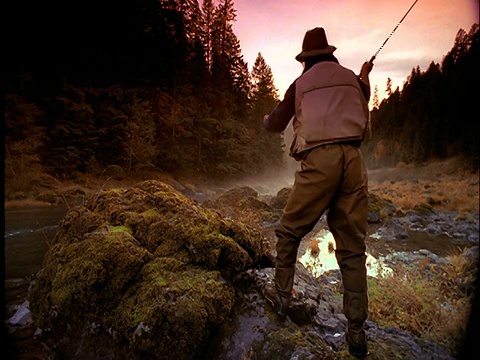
[263,27,373,358]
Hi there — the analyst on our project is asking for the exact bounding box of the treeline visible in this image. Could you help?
[5,0,284,192]
[362,23,479,170]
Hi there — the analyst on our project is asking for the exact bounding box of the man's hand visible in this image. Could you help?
[360,61,374,81]
[263,114,270,124]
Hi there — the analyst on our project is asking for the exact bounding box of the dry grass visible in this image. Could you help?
[4,199,55,210]
[368,248,476,356]
[368,158,479,213]
[366,158,478,356]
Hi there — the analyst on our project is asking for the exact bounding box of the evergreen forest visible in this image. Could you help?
[362,23,479,170]
[5,0,283,188]
[4,1,479,194]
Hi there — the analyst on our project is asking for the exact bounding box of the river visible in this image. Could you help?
[4,205,68,324]
[3,202,478,358]
[5,205,68,280]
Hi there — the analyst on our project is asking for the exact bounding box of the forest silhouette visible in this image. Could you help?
[5,1,479,190]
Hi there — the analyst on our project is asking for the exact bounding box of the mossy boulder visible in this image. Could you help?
[29,180,266,359]
[270,187,292,210]
[368,192,397,223]
[203,186,281,225]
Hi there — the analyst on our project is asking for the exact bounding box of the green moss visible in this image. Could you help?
[108,225,131,234]
[52,207,108,246]
[30,231,150,327]
[251,327,336,359]
[29,180,267,360]
[109,258,235,359]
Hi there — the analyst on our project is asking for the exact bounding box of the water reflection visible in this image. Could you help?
[4,205,68,280]
[299,229,393,278]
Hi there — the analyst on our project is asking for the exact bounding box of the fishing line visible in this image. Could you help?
[370,0,420,63]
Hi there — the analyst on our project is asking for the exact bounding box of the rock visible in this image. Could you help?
[203,185,281,225]
[28,180,267,360]
[376,217,410,241]
[30,173,61,190]
[7,300,31,326]
[102,164,125,180]
[413,202,437,215]
[36,190,62,204]
[26,180,465,360]
[368,192,397,223]
[270,187,291,209]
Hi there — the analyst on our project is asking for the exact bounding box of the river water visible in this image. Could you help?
[4,205,477,296]
[5,205,68,280]
[3,203,478,358]
[4,205,68,324]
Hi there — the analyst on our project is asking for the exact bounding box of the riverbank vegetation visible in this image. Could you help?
[368,248,476,356]
[368,156,479,214]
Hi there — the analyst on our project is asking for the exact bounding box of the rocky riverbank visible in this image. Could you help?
[5,177,478,359]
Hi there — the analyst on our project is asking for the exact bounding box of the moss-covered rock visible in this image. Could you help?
[203,185,281,226]
[269,187,292,210]
[29,180,266,359]
[368,192,397,223]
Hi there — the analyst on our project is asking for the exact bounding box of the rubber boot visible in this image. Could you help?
[347,324,368,358]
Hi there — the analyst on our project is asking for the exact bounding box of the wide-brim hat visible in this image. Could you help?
[295,27,336,62]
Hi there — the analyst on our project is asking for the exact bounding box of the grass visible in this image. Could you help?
[368,157,479,213]
[369,178,479,213]
[367,248,476,356]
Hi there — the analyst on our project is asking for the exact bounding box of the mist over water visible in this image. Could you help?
[218,125,301,196]
[224,165,297,196]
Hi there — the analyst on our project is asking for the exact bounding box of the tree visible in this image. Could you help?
[250,52,284,170]
[122,91,157,175]
[42,85,98,177]
[386,77,393,96]
[200,0,216,70]
[251,52,278,101]
[364,24,479,169]
[372,85,379,109]
[5,93,46,191]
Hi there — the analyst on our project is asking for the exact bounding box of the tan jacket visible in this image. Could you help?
[290,61,369,157]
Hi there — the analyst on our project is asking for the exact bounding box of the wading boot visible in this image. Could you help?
[264,285,291,317]
[347,327,368,358]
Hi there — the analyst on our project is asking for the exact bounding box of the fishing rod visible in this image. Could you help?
[369,0,420,63]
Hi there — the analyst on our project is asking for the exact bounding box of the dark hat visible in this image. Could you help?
[295,27,336,62]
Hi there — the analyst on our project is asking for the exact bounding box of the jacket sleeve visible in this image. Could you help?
[357,76,371,102]
[264,81,296,132]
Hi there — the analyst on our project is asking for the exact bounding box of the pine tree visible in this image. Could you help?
[122,91,157,175]
[250,52,284,170]
[5,93,46,191]
[372,86,380,109]
[365,24,479,169]
[386,77,393,96]
[42,85,98,177]
[200,0,216,70]
[251,52,278,101]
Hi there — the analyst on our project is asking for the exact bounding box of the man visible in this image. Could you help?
[263,27,373,358]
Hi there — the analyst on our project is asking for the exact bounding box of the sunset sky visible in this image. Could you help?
[231,0,479,105]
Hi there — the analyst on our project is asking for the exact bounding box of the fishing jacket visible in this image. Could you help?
[265,58,370,160]
[291,61,370,157]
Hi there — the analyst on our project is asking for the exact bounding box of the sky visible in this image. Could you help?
[231,0,479,105]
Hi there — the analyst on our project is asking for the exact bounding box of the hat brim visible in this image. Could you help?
[295,45,337,62]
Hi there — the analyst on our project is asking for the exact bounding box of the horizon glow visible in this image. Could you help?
[232,0,479,106]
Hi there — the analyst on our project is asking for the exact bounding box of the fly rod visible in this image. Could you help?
[369,0,420,63]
